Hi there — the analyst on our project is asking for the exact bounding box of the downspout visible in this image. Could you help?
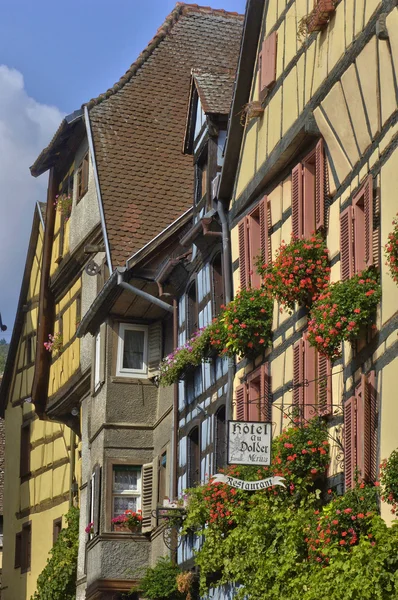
[217,199,235,424]
[173,299,179,500]
[117,270,174,314]
[84,105,113,273]
[69,429,76,507]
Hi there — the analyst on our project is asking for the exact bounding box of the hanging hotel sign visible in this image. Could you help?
[211,473,285,490]
[227,420,272,466]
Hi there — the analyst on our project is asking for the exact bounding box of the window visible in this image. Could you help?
[158,452,168,506]
[112,466,141,519]
[14,532,22,569]
[21,522,32,573]
[258,31,277,100]
[117,324,148,377]
[20,422,30,478]
[94,331,101,391]
[26,335,34,366]
[215,406,226,471]
[188,427,200,487]
[186,282,198,338]
[235,364,271,422]
[53,518,62,546]
[291,139,326,239]
[344,371,377,489]
[238,196,271,289]
[195,155,208,206]
[77,152,89,203]
[293,337,332,420]
[211,253,224,316]
[340,175,374,280]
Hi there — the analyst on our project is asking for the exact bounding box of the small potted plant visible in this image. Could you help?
[54,193,73,219]
[111,509,143,533]
[43,332,63,354]
[385,214,398,285]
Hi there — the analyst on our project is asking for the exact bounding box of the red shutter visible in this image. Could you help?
[261,32,277,90]
[368,371,378,482]
[304,339,316,421]
[340,206,354,280]
[364,175,374,267]
[293,339,304,415]
[315,139,325,230]
[248,208,261,289]
[238,218,249,290]
[259,196,272,266]
[356,378,366,481]
[235,384,247,421]
[317,352,332,416]
[260,363,272,422]
[344,396,356,490]
[292,164,303,238]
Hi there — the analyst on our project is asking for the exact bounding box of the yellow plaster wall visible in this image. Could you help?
[2,218,80,600]
[48,279,81,397]
[233,0,391,201]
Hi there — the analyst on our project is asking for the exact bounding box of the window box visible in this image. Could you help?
[116,323,148,378]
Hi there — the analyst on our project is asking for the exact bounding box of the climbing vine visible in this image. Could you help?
[32,506,79,600]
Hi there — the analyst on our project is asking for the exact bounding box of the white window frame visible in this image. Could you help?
[116,323,148,378]
[112,466,142,518]
[94,331,101,391]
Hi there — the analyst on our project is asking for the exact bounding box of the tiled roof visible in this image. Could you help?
[192,68,237,114]
[88,3,243,266]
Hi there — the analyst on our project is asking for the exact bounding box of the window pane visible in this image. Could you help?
[123,329,145,370]
[113,496,138,517]
[113,468,139,492]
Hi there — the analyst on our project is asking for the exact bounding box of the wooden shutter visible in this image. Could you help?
[304,339,316,421]
[248,208,261,289]
[293,340,304,413]
[141,463,154,533]
[317,353,332,416]
[259,31,277,94]
[15,532,22,569]
[315,139,325,230]
[363,175,374,267]
[99,323,106,384]
[291,164,303,238]
[340,206,354,280]
[93,464,101,536]
[86,470,92,535]
[148,321,162,377]
[238,218,249,290]
[344,396,356,490]
[235,384,247,421]
[260,363,272,422]
[361,371,378,482]
[259,196,272,266]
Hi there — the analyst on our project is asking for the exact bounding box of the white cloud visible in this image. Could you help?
[0,65,65,335]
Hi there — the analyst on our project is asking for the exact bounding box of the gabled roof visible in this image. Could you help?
[87,3,243,267]
[192,68,237,115]
[0,203,44,417]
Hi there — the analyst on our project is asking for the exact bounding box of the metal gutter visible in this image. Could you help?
[117,272,174,314]
[84,105,113,273]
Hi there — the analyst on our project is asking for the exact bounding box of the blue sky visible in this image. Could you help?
[0,0,246,341]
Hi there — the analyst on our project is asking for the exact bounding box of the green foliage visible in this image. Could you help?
[380,449,398,515]
[135,557,184,600]
[159,328,213,386]
[183,424,398,600]
[307,268,381,360]
[258,233,330,312]
[0,339,9,375]
[31,506,79,600]
[209,287,273,358]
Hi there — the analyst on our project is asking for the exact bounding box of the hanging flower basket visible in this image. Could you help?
[385,214,398,284]
[240,101,264,126]
[307,269,381,360]
[258,233,330,313]
[209,287,273,359]
[159,327,213,387]
[44,332,63,354]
